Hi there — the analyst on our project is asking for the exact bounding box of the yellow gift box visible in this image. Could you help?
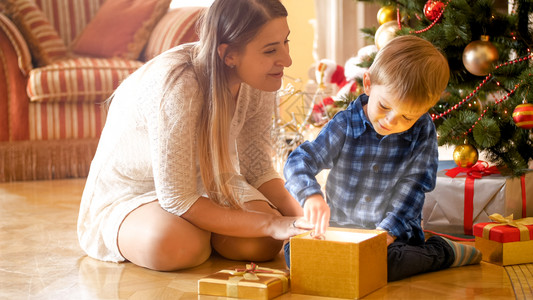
[473,213,533,266]
[197,263,289,300]
[290,227,387,299]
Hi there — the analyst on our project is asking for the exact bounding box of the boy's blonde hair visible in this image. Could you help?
[368,35,450,109]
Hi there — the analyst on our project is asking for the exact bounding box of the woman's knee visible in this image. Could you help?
[212,235,283,262]
[118,202,212,271]
[210,200,283,261]
[241,237,283,261]
[142,230,212,271]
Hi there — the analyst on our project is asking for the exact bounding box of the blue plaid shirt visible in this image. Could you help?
[284,94,438,243]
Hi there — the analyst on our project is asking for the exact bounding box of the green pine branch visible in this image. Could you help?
[356,0,533,175]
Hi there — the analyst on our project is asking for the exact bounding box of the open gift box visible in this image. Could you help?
[474,214,533,266]
[290,227,387,299]
[422,161,532,235]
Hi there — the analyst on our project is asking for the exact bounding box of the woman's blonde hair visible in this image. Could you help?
[190,0,287,208]
[368,35,450,109]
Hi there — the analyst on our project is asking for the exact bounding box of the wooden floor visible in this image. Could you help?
[0,178,523,299]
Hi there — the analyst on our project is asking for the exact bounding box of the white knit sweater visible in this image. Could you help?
[77,44,281,262]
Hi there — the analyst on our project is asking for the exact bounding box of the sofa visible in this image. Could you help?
[0,0,204,181]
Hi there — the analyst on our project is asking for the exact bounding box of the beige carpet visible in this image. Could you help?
[505,264,533,300]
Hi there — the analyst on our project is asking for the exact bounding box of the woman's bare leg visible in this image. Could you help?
[117,201,211,271]
[211,200,283,261]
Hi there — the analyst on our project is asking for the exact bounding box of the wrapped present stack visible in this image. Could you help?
[423,161,533,236]
[198,263,289,300]
[474,213,533,266]
[290,227,387,299]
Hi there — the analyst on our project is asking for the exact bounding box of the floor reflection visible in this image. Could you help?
[0,179,518,300]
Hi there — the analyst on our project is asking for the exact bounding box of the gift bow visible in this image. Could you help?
[445,161,500,179]
[220,263,289,297]
[483,213,533,241]
[228,262,286,280]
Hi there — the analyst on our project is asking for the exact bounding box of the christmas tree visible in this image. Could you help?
[357,0,533,176]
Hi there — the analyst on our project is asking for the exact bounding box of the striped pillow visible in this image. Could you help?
[142,6,204,61]
[27,57,143,103]
[34,0,106,47]
[71,0,172,60]
[4,0,68,67]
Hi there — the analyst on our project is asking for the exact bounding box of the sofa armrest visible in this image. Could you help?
[141,6,205,61]
[0,13,32,76]
[0,13,31,141]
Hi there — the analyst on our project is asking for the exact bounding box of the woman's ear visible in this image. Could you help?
[217,43,237,68]
[363,72,372,95]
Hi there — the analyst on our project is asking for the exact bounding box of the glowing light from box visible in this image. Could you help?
[302,230,378,243]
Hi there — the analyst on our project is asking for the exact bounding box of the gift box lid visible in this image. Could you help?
[198,264,289,285]
[200,270,285,286]
[473,222,533,243]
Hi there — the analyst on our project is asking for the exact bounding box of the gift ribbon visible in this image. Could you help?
[444,161,500,179]
[445,161,500,235]
[521,175,527,218]
[219,263,289,297]
[482,213,533,241]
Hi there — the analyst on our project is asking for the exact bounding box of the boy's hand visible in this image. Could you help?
[303,194,330,237]
[386,233,396,246]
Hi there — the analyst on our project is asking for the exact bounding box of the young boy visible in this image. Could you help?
[283,35,481,281]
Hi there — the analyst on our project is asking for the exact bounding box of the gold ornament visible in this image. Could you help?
[377,6,395,25]
[462,35,499,76]
[453,143,479,168]
[375,21,398,50]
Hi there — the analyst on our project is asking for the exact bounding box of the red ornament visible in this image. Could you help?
[424,0,445,21]
[512,103,533,129]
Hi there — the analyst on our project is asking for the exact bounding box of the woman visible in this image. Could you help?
[77,0,310,271]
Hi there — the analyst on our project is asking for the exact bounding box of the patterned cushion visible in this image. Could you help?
[27,57,144,103]
[34,0,106,47]
[71,0,172,60]
[142,6,204,61]
[3,0,68,67]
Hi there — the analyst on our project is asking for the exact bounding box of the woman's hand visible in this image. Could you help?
[183,197,312,240]
[268,216,314,240]
[303,194,330,237]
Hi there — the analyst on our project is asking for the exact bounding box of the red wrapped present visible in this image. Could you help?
[198,263,289,300]
[473,213,533,265]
